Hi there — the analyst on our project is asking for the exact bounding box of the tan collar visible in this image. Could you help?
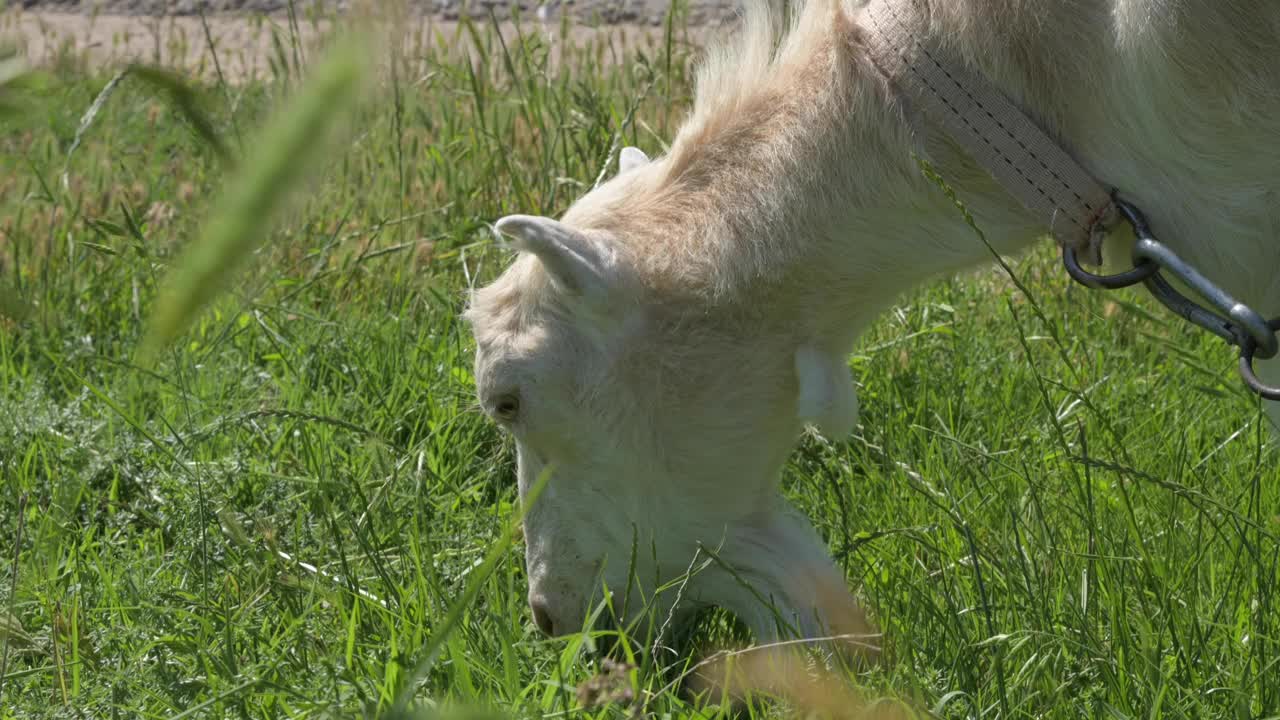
[860,0,1116,255]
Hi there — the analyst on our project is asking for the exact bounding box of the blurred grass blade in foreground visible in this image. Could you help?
[0,43,47,122]
[0,48,25,118]
[1,47,35,325]
[0,284,29,325]
[129,65,232,165]
[139,32,372,363]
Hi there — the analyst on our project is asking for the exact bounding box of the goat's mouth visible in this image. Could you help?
[566,578,880,678]
[663,605,755,656]
[581,604,754,679]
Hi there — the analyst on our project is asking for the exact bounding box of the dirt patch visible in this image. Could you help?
[6,10,714,80]
[10,0,740,25]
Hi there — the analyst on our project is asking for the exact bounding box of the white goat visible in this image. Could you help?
[465,0,1280,644]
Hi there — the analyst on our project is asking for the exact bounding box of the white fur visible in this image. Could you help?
[466,0,1280,643]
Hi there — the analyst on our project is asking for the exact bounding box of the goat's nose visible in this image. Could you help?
[530,600,555,636]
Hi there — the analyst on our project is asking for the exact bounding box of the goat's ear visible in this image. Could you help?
[794,345,859,439]
[619,146,650,174]
[494,215,613,302]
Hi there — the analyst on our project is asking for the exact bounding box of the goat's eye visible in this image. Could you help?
[494,394,520,421]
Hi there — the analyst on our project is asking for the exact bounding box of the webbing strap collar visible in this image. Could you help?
[860,0,1117,254]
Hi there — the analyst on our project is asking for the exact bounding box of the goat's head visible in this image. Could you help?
[465,148,870,647]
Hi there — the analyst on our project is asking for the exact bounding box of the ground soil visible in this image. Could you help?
[12,0,738,25]
[7,2,724,79]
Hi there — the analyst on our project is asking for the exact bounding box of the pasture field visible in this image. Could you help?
[1,9,1278,718]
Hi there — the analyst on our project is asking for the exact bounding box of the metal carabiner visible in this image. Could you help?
[1130,233,1279,360]
[1063,195,1280,399]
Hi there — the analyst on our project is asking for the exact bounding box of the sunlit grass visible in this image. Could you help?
[1,5,1277,719]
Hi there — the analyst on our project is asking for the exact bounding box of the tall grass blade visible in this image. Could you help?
[61,68,130,190]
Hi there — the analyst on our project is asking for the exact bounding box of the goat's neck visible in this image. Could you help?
[697,33,1044,348]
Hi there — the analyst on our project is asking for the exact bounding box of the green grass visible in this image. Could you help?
[2,9,1278,719]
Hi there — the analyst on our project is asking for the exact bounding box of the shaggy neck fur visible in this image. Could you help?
[574,2,1036,354]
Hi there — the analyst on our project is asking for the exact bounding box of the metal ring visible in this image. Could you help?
[1239,333,1280,401]
[1061,196,1160,290]
[1063,246,1158,289]
[1113,197,1152,236]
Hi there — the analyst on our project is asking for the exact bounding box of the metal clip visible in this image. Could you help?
[1063,197,1280,400]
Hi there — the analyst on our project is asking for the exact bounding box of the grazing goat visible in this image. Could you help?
[465,0,1280,644]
